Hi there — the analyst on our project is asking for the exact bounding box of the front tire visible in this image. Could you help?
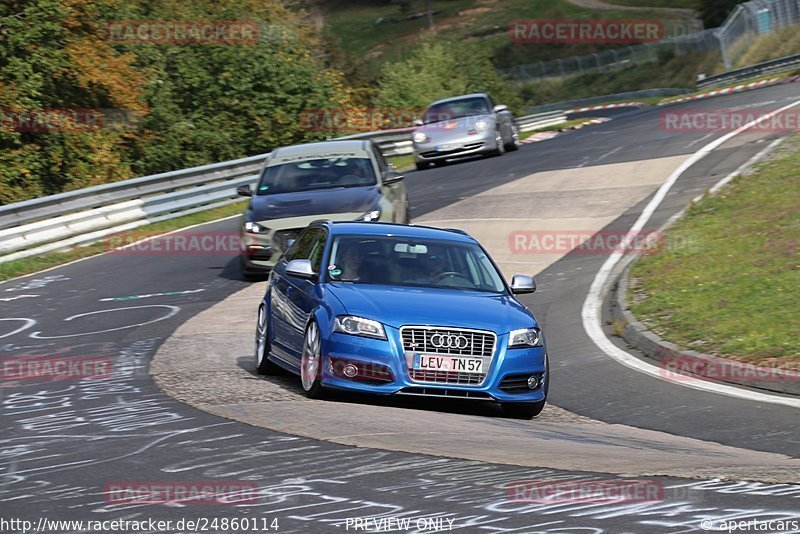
[489,130,506,157]
[300,321,326,398]
[415,160,431,171]
[255,305,282,375]
[505,125,520,151]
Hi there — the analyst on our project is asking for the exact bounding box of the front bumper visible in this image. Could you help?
[413,131,497,162]
[319,327,547,403]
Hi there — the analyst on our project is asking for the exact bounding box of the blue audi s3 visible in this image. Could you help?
[254,221,548,418]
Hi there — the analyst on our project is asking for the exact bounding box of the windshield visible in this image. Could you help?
[326,235,506,293]
[423,97,491,124]
[256,156,377,195]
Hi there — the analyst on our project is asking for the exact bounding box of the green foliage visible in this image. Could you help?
[630,135,800,361]
[375,38,523,113]
[0,0,351,204]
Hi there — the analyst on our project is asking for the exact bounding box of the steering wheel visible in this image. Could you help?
[432,271,472,285]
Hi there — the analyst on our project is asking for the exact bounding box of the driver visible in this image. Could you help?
[337,241,363,281]
[422,249,448,283]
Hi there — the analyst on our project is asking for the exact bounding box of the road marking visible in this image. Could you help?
[594,146,622,163]
[684,132,713,148]
[0,214,243,288]
[0,318,37,339]
[0,295,39,302]
[98,289,205,302]
[582,98,800,408]
[29,305,180,339]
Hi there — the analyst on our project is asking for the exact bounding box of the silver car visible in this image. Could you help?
[411,93,519,170]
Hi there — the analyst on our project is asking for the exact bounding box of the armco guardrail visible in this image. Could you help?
[0,110,565,263]
[697,52,800,89]
[0,154,270,263]
[525,88,691,115]
[517,110,566,131]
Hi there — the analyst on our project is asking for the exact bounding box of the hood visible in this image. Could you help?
[414,113,495,142]
[327,283,536,333]
[249,186,380,222]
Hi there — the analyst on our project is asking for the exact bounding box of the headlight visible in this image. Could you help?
[334,316,387,340]
[474,119,488,131]
[413,132,429,144]
[508,328,543,348]
[244,221,270,234]
[358,209,381,222]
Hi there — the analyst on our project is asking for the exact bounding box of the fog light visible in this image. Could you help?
[343,363,358,378]
[527,375,539,390]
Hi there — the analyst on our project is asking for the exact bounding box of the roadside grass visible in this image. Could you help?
[519,50,720,108]
[388,154,415,171]
[0,201,248,283]
[321,0,681,79]
[629,136,800,364]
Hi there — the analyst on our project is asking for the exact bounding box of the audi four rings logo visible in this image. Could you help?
[429,333,470,349]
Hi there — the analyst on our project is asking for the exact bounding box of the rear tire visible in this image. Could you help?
[255,305,282,375]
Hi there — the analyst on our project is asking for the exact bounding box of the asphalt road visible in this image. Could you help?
[1,82,799,533]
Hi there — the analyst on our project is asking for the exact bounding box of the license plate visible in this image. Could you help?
[436,143,461,152]
[413,354,483,373]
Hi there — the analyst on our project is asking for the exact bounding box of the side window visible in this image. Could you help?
[285,228,317,261]
[308,229,328,273]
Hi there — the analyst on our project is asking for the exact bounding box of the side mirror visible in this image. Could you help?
[285,259,316,280]
[493,104,508,113]
[510,274,536,294]
[413,119,424,127]
[384,172,404,184]
[236,184,253,197]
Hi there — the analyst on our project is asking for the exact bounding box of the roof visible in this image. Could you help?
[325,222,476,243]
[428,93,490,107]
[269,140,370,165]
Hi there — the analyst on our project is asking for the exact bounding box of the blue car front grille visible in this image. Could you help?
[400,326,495,357]
[401,326,496,386]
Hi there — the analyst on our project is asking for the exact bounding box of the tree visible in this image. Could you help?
[376,38,522,113]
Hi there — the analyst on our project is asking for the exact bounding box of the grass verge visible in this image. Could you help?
[629,136,800,364]
[0,201,248,283]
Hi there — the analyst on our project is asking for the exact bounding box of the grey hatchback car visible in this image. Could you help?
[411,93,519,170]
